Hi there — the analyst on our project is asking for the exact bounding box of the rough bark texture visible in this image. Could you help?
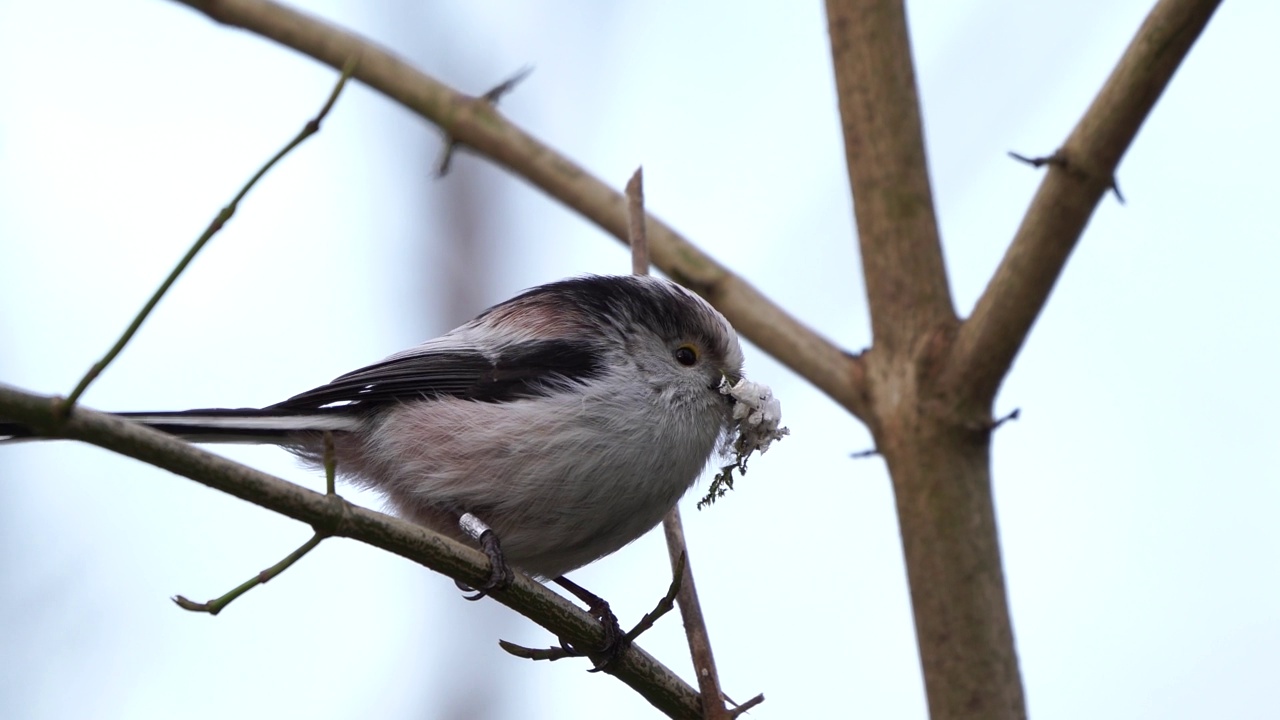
[825,0,1221,717]
[825,1,1026,715]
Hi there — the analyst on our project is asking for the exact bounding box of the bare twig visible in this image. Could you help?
[728,693,766,718]
[437,66,532,176]
[988,409,1021,432]
[1006,151,1065,169]
[169,0,870,422]
[626,167,734,719]
[663,509,731,720]
[627,168,648,274]
[172,431,341,614]
[1008,151,1125,204]
[0,385,703,719]
[173,531,326,614]
[60,56,358,415]
[323,431,337,495]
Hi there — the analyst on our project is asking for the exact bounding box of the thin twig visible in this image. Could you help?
[59,57,359,416]
[626,168,733,718]
[323,430,337,495]
[662,509,730,719]
[1006,151,1065,169]
[1007,150,1124,203]
[173,532,326,614]
[627,168,648,274]
[437,66,532,176]
[172,431,342,614]
[988,408,1021,432]
[728,693,766,718]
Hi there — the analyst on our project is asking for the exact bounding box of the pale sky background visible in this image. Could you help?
[1,2,1277,719]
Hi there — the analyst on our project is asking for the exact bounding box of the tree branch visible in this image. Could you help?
[629,168,735,718]
[820,2,1222,718]
[945,0,1223,408]
[169,0,870,421]
[822,3,1022,718]
[825,0,956,357]
[0,384,703,720]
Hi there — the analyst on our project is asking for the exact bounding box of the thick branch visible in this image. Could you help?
[946,0,1222,407]
[825,0,956,355]
[170,0,869,421]
[824,2,1023,718]
[0,385,703,719]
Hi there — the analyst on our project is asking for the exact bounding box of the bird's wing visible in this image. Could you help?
[269,338,604,411]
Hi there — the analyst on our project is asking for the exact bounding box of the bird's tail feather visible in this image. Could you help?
[0,408,362,444]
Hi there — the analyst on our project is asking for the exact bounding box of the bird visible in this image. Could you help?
[2,275,751,587]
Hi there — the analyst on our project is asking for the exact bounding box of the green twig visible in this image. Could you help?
[173,427,342,614]
[59,56,360,416]
[173,531,326,615]
[323,431,337,495]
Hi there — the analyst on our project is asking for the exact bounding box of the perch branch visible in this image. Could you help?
[0,384,703,720]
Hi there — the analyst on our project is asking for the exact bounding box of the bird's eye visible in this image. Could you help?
[674,344,699,367]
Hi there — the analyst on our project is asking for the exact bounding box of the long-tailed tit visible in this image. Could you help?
[2,275,786,590]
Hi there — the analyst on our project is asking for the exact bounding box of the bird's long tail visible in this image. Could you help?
[0,408,363,444]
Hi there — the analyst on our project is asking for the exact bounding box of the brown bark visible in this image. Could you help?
[825,0,1221,717]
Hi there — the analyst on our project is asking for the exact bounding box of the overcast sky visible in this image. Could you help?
[1,2,1277,719]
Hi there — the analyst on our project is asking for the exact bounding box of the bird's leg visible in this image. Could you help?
[455,512,514,600]
[553,575,629,672]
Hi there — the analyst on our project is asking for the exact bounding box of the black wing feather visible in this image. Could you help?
[269,339,603,411]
